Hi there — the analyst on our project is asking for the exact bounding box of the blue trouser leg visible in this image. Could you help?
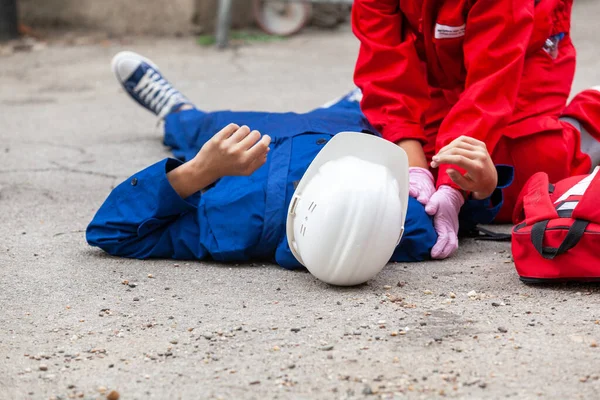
[163,108,211,162]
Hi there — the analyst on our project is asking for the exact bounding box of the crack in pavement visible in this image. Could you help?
[0,166,120,180]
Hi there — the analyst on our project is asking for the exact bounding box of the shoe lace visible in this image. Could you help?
[133,68,185,118]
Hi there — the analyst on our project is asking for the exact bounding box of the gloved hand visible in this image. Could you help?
[425,185,465,259]
[409,167,436,205]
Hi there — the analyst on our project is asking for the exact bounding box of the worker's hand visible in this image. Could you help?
[168,124,271,199]
[409,167,436,205]
[194,123,271,179]
[430,136,498,200]
[425,185,465,260]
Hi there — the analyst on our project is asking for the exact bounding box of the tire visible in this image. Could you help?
[253,0,312,37]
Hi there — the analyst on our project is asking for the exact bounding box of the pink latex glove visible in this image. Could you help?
[425,185,465,260]
[409,167,436,205]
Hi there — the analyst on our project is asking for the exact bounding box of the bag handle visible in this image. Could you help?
[572,168,600,224]
[512,172,559,225]
[530,219,589,260]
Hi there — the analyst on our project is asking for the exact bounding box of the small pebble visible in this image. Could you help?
[591,340,598,348]
[148,274,154,278]
[121,280,129,285]
[467,290,478,297]
[449,292,456,299]
[273,346,280,351]
[39,364,48,371]
[390,331,398,337]
[290,328,301,333]
[383,285,392,290]
[133,297,140,302]
[249,380,260,385]
[491,302,501,307]
[128,283,137,288]
[320,345,334,351]
[170,338,179,345]
[498,327,508,333]
[107,390,120,400]
[423,290,433,295]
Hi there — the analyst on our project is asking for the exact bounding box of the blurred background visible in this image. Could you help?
[0,0,353,49]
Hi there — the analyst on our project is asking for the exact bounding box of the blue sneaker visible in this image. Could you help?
[320,87,363,109]
[111,51,191,119]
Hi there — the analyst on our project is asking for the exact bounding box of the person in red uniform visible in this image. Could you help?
[352,0,600,259]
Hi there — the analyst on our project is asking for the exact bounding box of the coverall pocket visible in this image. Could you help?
[514,38,575,116]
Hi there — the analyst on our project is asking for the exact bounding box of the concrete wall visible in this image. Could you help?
[18,0,201,35]
[17,0,348,36]
[194,0,254,31]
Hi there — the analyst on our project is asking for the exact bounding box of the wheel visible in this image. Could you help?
[253,0,312,37]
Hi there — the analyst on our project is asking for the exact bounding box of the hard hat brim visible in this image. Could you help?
[286,132,410,266]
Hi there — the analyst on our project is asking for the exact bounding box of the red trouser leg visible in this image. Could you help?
[492,88,600,223]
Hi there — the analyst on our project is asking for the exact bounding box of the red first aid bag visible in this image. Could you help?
[512,167,600,283]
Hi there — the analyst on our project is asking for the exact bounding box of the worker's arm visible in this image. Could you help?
[435,0,535,188]
[86,124,270,259]
[352,0,430,168]
[86,158,204,259]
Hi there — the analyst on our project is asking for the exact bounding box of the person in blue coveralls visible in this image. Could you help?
[86,51,513,268]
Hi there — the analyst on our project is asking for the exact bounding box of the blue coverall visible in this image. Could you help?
[87,92,512,268]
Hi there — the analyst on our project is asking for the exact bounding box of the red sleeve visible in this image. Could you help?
[352,0,430,145]
[436,0,535,188]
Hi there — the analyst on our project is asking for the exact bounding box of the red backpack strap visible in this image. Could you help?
[512,172,559,225]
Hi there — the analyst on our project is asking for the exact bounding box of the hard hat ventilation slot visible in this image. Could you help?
[309,202,317,212]
[290,197,299,215]
[301,224,307,236]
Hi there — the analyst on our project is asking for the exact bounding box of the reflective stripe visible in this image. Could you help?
[561,116,600,170]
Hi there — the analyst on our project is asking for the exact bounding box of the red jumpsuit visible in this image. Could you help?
[353,0,600,222]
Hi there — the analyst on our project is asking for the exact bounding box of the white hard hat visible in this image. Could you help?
[286,132,409,286]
